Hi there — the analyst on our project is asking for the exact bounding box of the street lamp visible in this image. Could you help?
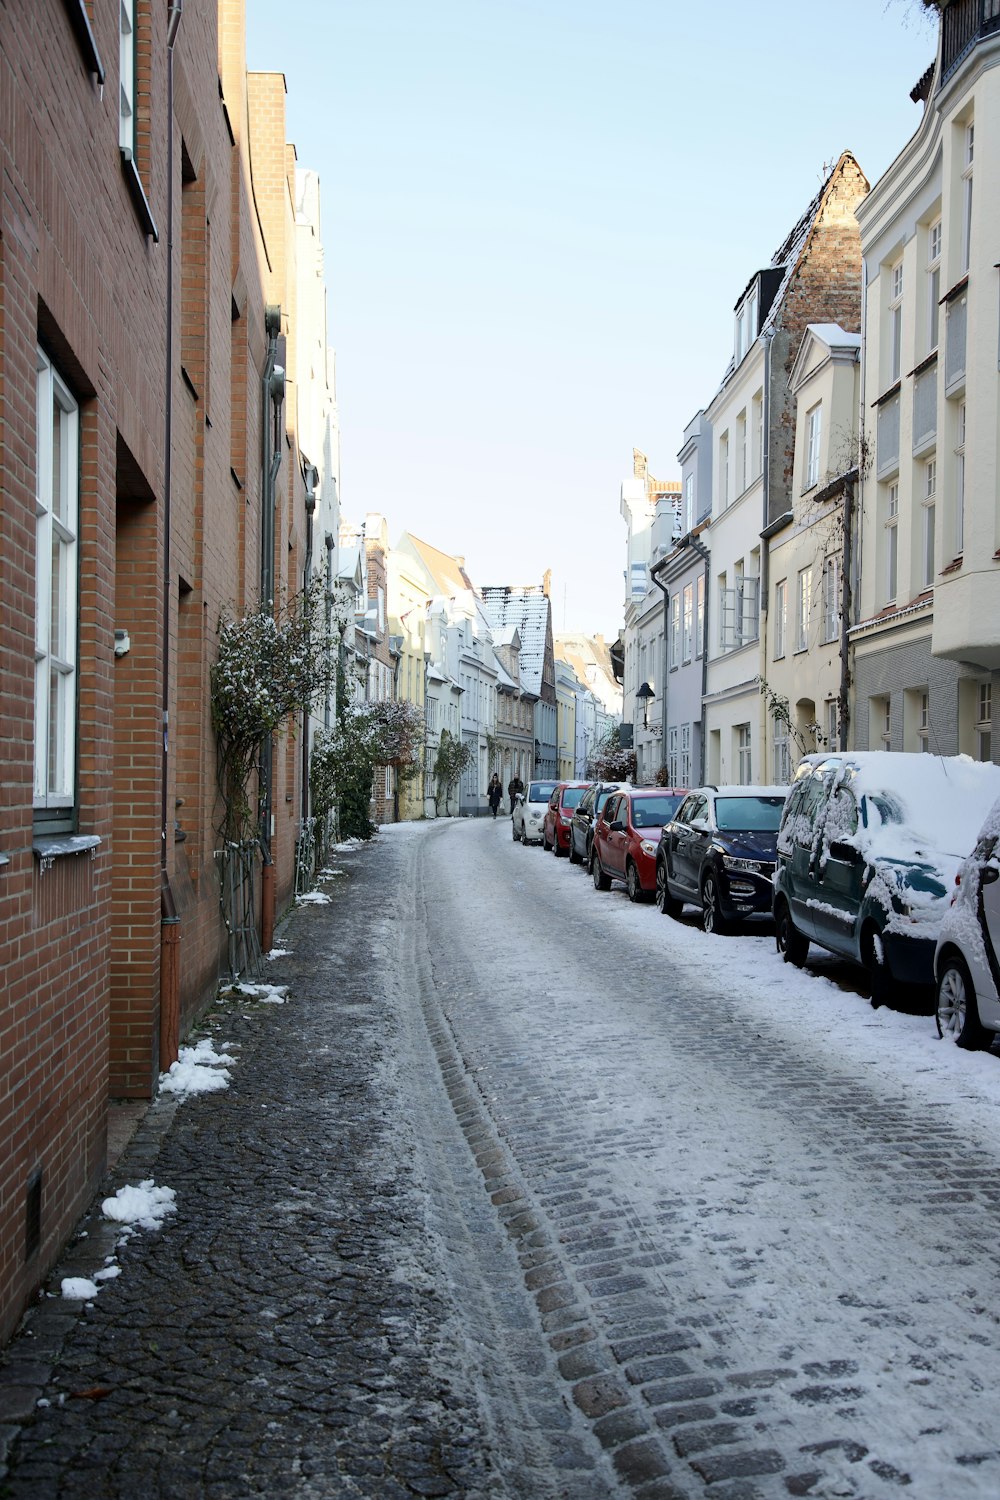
[636,681,654,729]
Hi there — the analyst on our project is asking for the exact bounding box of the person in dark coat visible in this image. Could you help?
[488,774,503,818]
[508,775,524,814]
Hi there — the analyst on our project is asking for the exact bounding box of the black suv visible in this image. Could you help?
[568,781,629,866]
[656,784,789,934]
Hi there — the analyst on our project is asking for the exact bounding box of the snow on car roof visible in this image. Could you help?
[797,752,1000,862]
[709,785,789,797]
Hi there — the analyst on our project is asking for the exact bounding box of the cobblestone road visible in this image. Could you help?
[4,817,1000,1499]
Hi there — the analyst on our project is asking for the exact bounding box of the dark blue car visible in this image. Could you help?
[656,785,790,934]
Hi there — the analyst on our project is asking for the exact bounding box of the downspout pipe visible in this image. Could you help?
[687,534,711,784]
[259,309,283,956]
[301,464,318,822]
[649,560,670,768]
[159,0,183,1073]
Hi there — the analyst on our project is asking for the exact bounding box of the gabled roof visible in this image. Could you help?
[789,322,861,392]
[400,533,475,596]
[479,586,551,696]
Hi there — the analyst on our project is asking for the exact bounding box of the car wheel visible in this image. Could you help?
[592,853,611,892]
[569,838,582,865]
[936,954,988,1049]
[626,861,643,903]
[511,820,519,842]
[701,871,728,935]
[542,828,551,851]
[553,837,564,857]
[775,899,808,967]
[863,923,893,1007]
[655,861,682,918]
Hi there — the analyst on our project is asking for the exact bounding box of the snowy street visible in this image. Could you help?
[5,815,1000,1498]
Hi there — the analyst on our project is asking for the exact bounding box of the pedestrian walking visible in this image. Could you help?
[488,774,503,819]
[508,775,524,815]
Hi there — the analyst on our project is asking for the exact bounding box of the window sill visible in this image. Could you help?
[33,833,101,874]
[872,380,901,410]
[62,0,105,83]
[120,149,159,242]
[0,852,8,869]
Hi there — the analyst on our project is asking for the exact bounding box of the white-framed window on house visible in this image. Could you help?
[918,690,930,752]
[805,403,822,489]
[719,431,730,510]
[870,694,892,750]
[821,556,840,643]
[885,481,899,603]
[737,724,752,785]
[752,391,764,481]
[667,726,678,786]
[795,566,812,652]
[921,457,936,588]
[695,573,705,659]
[927,217,942,352]
[680,724,691,786]
[681,582,694,663]
[669,594,681,668]
[977,681,992,761]
[826,699,839,751]
[717,573,728,649]
[774,578,787,659]
[35,348,80,820]
[119,0,136,153]
[888,259,903,384]
[773,717,791,783]
[684,473,694,533]
[737,409,748,495]
[961,119,974,274]
[955,401,966,554]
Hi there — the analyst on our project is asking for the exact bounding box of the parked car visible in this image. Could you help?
[592,788,688,901]
[935,797,1000,1048]
[568,781,630,866]
[542,781,593,856]
[512,780,558,844]
[773,752,1000,1001]
[657,784,789,933]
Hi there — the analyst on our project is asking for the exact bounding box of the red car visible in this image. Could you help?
[591,787,688,901]
[542,781,593,856]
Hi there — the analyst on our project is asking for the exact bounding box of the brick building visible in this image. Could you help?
[0,0,327,1345]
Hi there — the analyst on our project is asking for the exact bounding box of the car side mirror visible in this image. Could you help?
[690,818,709,834]
[982,864,1000,886]
[610,819,624,833]
[829,840,860,864]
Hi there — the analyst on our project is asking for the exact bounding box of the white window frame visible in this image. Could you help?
[774,578,787,659]
[795,567,812,652]
[681,582,693,664]
[927,218,942,353]
[684,473,694,533]
[669,594,681,669]
[680,724,691,787]
[821,556,840,644]
[737,724,752,785]
[977,681,992,762]
[922,457,936,588]
[805,403,822,489]
[119,0,136,154]
[886,482,899,604]
[667,726,678,786]
[962,120,974,274]
[918,690,930,752]
[695,573,704,659]
[35,349,80,817]
[955,402,966,554]
[888,259,903,384]
[719,432,730,510]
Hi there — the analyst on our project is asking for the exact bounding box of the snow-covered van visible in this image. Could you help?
[773,753,1000,1002]
[935,796,1000,1049]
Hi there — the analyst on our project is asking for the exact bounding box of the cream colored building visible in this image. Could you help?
[555,659,580,780]
[762,325,860,780]
[853,4,999,758]
[387,548,430,820]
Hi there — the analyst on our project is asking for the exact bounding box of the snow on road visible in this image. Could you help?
[405,815,1000,1496]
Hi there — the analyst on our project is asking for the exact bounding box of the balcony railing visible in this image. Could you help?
[941,0,1000,86]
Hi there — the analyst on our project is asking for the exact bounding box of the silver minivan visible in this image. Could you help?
[935,798,1000,1048]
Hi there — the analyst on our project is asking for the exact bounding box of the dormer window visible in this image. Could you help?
[734,282,759,364]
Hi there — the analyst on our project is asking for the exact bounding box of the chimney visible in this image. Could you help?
[542,569,552,597]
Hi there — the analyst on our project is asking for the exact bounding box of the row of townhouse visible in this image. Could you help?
[385,535,617,812]
[0,0,342,1344]
[622,0,1000,791]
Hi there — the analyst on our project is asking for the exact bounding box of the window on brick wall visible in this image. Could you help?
[119,0,136,153]
[35,348,80,826]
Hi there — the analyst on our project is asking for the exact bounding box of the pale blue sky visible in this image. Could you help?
[245,1,938,640]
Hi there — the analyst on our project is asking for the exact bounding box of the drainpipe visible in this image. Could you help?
[259,306,283,955]
[758,329,775,775]
[839,474,856,750]
[159,0,183,1073]
[650,560,670,775]
[688,534,711,784]
[301,464,318,822]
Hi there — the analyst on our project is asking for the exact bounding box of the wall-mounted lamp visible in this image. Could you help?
[636,681,654,728]
[114,629,131,658]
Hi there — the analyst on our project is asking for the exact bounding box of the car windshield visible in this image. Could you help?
[631,794,685,828]
[562,787,588,809]
[715,795,786,832]
[528,782,557,802]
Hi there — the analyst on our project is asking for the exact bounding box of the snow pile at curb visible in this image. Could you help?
[296,890,331,905]
[220,980,288,1005]
[159,1037,236,1097]
[102,1180,177,1233]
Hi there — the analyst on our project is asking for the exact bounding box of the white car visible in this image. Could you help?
[935,797,1000,1049]
[512,780,558,845]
